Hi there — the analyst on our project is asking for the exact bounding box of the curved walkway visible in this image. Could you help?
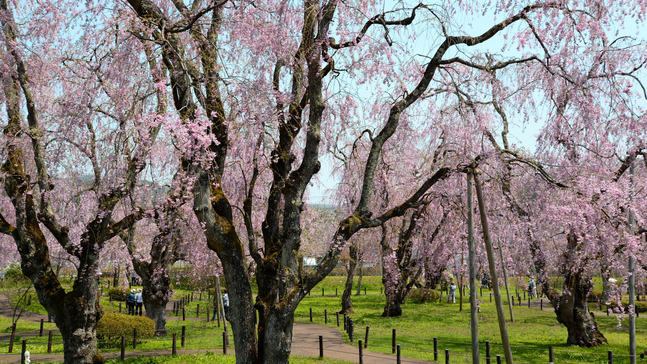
[0,295,437,364]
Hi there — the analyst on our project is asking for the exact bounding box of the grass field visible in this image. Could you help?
[294,276,647,364]
[2,275,646,363]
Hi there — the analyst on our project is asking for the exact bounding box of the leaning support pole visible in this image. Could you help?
[474,172,513,364]
[497,239,515,323]
[467,171,479,364]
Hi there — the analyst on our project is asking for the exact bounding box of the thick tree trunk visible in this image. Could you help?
[55,291,104,364]
[382,295,403,317]
[259,309,294,364]
[547,275,606,346]
[142,279,170,336]
[541,234,607,347]
[340,244,359,314]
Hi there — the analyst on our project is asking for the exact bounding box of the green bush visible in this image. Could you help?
[408,288,441,303]
[2,262,30,285]
[588,289,603,302]
[108,287,129,302]
[605,300,647,313]
[97,313,155,346]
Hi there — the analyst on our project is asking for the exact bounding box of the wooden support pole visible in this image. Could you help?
[474,173,514,364]
[467,171,479,364]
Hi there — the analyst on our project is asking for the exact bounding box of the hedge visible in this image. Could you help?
[97,313,156,345]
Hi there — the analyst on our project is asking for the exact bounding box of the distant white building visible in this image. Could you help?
[303,257,317,268]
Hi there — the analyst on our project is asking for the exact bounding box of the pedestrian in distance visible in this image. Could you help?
[223,289,230,320]
[528,277,536,299]
[126,289,136,315]
[135,288,143,316]
[448,281,457,304]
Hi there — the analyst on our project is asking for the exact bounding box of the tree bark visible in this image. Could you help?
[140,266,171,336]
[340,243,359,314]
[541,233,607,347]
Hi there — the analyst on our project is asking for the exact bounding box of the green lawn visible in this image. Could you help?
[2,275,646,364]
[295,277,647,364]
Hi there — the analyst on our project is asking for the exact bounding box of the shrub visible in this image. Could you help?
[605,300,647,313]
[97,313,155,346]
[2,263,30,287]
[108,287,129,302]
[588,289,603,302]
[408,288,441,303]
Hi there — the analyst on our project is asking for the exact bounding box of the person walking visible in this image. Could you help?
[135,289,143,316]
[528,278,536,299]
[222,289,229,320]
[448,281,457,304]
[126,289,136,315]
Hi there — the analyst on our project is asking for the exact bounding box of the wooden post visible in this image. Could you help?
[397,345,401,364]
[364,286,366,295]
[39,319,44,336]
[309,307,313,322]
[324,309,328,324]
[20,340,26,364]
[319,335,324,358]
[541,299,543,310]
[172,333,177,355]
[133,328,138,349]
[119,302,122,313]
[322,287,324,296]
[445,349,450,364]
[434,337,438,361]
[549,346,554,364]
[498,242,515,323]
[392,328,396,353]
[181,326,186,347]
[497,355,502,364]
[120,335,125,360]
[364,326,369,348]
[47,330,53,353]
[336,312,340,327]
[475,173,514,364]
[608,350,613,364]
[222,332,227,354]
[197,304,200,318]
[467,171,479,364]
[486,341,491,364]
[349,318,353,342]
[358,340,363,364]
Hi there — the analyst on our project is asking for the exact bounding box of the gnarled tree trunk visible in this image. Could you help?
[539,233,607,347]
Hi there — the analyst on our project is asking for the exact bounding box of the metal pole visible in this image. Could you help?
[467,171,479,364]
[474,173,514,364]
[629,162,636,364]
